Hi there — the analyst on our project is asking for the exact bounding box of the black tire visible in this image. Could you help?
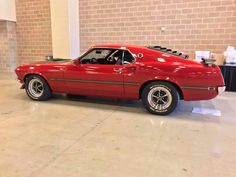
[141,81,179,115]
[25,75,52,101]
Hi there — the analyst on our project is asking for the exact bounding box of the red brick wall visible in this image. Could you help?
[2,0,236,71]
[79,0,236,57]
[0,21,17,72]
[15,0,52,65]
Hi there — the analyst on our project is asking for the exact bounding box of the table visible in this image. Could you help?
[219,65,236,92]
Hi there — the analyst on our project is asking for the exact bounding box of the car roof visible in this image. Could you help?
[91,44,189,59]
[92,44,147,51]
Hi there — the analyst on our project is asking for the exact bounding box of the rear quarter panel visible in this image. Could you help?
[124,50,223,101]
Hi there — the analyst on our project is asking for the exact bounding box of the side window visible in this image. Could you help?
[84,49,110,59]
[107,50,123,65]
[80,49,114,64]
[80,48,135,65]
[123,51,135,64]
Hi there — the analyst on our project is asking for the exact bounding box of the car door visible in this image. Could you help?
[64,48,125,98]
[122,50,141,99]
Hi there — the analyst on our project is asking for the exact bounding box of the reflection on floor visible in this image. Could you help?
[0,72,236,177]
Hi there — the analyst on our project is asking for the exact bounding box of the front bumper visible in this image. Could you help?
[17,78,25,89]
[218,86,226,95]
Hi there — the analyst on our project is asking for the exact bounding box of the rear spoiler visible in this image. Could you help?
[201,58,216,66]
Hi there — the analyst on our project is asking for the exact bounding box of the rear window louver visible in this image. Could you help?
[147,46,189,59]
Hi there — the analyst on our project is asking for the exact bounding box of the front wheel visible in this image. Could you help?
[25,75,52,101]
[141,82,179,115]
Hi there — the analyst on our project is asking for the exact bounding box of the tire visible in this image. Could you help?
[141,81,179,115]
[25,75,52,101]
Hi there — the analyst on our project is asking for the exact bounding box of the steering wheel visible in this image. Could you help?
[91,58,98,64]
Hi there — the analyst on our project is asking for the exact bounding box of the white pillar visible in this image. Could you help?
[50,0,80,59]
[0,0,16,21]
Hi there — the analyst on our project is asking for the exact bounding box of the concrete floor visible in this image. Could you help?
[0,72,236,177]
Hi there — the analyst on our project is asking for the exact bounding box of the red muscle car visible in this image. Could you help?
[15,44,225,115]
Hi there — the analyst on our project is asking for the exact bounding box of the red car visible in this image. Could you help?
[15,44,225,115]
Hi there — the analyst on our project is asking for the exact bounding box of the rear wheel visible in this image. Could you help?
[141,81,179,115]
[25,75,52,101]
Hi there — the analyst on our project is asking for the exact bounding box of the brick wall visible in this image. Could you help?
[0,21,8,72]
[15,0,52,65]
[2,0,236,72]
[79,0,236,57]
[0,21,17,72]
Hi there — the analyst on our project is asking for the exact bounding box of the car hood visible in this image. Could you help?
[32,58,72,64]
[16,59,72,71]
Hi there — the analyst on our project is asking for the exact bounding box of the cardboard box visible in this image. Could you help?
[215,54,225,65]
[195,51,210,62]
[188,53,195,60]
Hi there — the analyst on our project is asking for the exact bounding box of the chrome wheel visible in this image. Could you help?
[147,86,172,112]
[28,78,44,98]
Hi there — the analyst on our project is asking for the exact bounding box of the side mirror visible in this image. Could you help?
[72,58,80,65]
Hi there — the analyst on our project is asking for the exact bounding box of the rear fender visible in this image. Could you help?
[139,76,184,99]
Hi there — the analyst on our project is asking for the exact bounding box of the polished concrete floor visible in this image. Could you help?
[0,72,236,177]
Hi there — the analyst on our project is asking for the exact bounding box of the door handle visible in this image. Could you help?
[126,66,136,71]
[125,66,136,76]
[113,68,123,73]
